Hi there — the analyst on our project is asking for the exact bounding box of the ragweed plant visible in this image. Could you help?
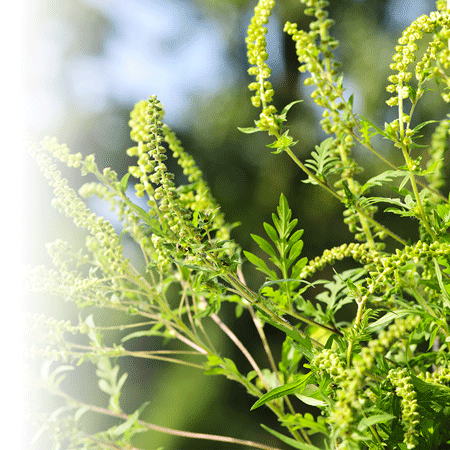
[28,0,450,449]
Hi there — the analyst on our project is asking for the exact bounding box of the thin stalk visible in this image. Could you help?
[347,298,366,367]
[60,394,285,450]
[283,147,408,245]
[349,128,448,203]
[209,310,271,392]
[236,267,279,376]
[78,432,131,449]
[224,272,325,349]
[310,63,448,205]
[68,343,206,369]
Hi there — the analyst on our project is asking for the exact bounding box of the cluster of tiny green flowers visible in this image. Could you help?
[126,96,240,275]
[283,19,339,116]
[365,240,450,295]
[27,266,64,296]
[30,139,129,276]
[142,97,198,241]
[426,116,449,195]
[312,348,347,383]
[312,315,423,446]
[37,137,83,168]
[312,349,364,443]
[386,11,450,107]
[78,181,152,252]
[127,99,158,198]
[418,367,450,386]
[245,0,278,132]
[387,368,420,449]
[299,242,377,279]
[44,239,90,272]
[28,314,80,363]
[358,315,421,369]
[283,0,341,125]
[150,234,172,272]
[284,2,383,246]
[162,123,230,241]
[436,0,447,11]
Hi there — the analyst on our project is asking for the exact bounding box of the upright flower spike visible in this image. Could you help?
[387,369,420,449]
[386,11,450,110]
[127,99,158,198]
[245,0,278,133]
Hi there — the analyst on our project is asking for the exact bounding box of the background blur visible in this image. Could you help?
[23,0,446,448]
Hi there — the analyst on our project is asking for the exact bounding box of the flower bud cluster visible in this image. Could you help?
[162,123,230,241]
[387,368,420,449]
[44,239,90,271]
[284,0,340,122]
[245,0,278,132]
[79,181,152,251]
[284,2,381,245]
[126,96,240,274]
[312,349,364,442]
[299,243,375,279]
[386,11,450,107]
[312,348,347,383]
[312,314,423,445]
[426,117,449,195]
[366,240,450,295]
[127,99,160,198]
[418,367,450,386]
[359,315,421,368]
[30,139,129,277]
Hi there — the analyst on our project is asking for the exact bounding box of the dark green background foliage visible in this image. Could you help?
[25,0,447,448]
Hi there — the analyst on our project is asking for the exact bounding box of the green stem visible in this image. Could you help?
[283,147,408,245]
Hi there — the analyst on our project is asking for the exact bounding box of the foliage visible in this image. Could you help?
[28,0,450,449]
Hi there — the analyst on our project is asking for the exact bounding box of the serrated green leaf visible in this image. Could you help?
[289,332,314,359]
[283,412,329,435]
[341,180,357,205]
[291,257,308,278]
[434,259,450,308]
[258,279,312,299]
[348,93,354,109]
[111,410,140,437]
[288,239,304,264]
[98,379,112,395]
[288,228,304,244]
[359,170,406,196]
[365,310,412,333]
[251,373,313,410]
[263,222,278,244]
[295,395,326,408]
[418,158,444,177]
[278,193,290,224]
[119,172,131,193]
[267,130,297,151]
[244,250,277,279]
[260,424,323,450]
[251,234,277,259]
[131,203,151,223]
[121,325,165,343]
[279,100,303,119]
[357,413,395,431]
[74,406,90,421]
[359,115,391,139]
[272,213,282,235]
[411,120,438,134]
[237,126,263,134]
[116,372,128,391]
